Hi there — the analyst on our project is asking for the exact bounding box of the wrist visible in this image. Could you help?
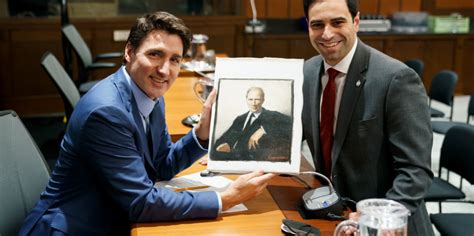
[219,191,238,211]
[197,135,209,147]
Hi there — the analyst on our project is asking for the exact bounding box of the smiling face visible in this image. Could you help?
[246,89,265,113]
[124,30,183,100]
[307,0,359,66]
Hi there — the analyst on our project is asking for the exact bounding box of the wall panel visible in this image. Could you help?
[289,0,304,18]
[359,0,379,15]
[266,0,289,18]
[436,0,474,9]
[460,38,474,93]
[379,0,401,16]
[401,0,422,11]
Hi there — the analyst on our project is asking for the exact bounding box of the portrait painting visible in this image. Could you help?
[210,79,293,163]
[207,58,303,174]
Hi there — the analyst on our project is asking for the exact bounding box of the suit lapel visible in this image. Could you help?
[332,41,369,167]
[112,70,157,172]
[312,60,325,171]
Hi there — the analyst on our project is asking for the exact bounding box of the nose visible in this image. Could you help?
[321,25,334,40]
[157,60,170,77]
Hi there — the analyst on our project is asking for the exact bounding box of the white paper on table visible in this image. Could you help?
[155,172,247,213]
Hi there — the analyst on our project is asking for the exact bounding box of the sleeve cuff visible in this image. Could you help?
[215,191,223,214]
[192,128,209,151]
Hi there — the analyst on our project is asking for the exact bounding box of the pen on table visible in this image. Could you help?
[173,185,210,192]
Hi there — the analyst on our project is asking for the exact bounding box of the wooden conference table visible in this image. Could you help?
[131,75,341,235]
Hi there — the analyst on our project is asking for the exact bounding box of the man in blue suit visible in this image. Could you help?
[20,12,274,235]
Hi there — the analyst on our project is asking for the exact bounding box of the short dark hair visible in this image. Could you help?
[303,0,358,20]
[124,11,192,62]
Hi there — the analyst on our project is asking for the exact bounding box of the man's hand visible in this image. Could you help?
[198,156,208,165]
[219,170,276,211]
[248,126,266,150]
[216,143,231,152]
[195,89,217,141]
[341,212,360,235]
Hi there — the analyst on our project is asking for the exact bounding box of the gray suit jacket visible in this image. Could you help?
[302,40,434,235]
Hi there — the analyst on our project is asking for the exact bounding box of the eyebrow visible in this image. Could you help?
[310,16,348,24]
[331,17,347,22]
[172,54,183,60]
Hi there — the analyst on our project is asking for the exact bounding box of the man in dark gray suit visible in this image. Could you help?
[302,0,434,235]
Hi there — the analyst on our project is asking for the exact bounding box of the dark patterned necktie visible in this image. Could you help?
[320,68,340,177]
[243,113,255,131]
[145,115,153,154]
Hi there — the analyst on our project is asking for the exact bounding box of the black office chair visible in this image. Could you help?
[40,51,80,121]
[424,125,474,212]
[431,92,474,134]
[404,59,424,79]
[61,23,123,94]
[430,212,474,236]
[429,70,458,121]
[0,110,50,236]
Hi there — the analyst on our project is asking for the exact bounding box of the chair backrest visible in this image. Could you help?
[40,52,80,120]
[405,59,424,79]
[430,70,458,106]
[439,125,474,184]
[0,110,50,236]
[61,24,93,68]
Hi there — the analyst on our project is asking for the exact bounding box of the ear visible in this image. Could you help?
[353,11,360,33]
[124,43,133,64]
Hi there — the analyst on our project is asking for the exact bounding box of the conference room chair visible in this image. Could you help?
[429,70,458,121]
[424,125,474,212]
[40,51,80,121]
[0,110,50,236]
[431,92,474,134]
[404,59,424,79]
[430,210,474,236]
[61,23,123,94]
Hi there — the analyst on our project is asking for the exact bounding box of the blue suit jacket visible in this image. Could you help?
[20,68,219,235]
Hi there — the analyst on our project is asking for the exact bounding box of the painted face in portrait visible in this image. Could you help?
[124,30,183,100]
[246,89,265,113]
[307,0,360,66]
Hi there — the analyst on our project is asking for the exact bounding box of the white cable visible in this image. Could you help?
[250,0,257,23]
[299,171,335,194]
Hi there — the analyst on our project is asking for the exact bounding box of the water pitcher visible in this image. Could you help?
[334,198,410,236]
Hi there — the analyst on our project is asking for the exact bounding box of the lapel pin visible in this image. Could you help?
[356,80,361,87]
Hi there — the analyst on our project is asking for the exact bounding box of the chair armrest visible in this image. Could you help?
[86,62,117,71]
[94,52,123,62]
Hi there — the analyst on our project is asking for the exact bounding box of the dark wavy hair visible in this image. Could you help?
[303,0,358,20]
[123,11,192,63]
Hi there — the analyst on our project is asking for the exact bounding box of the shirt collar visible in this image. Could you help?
[324,39,358,74]
[122,66,157,118]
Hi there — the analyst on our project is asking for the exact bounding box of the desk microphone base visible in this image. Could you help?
[182,113,200,127]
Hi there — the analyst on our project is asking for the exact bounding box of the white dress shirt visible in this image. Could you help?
[320,40,358,133]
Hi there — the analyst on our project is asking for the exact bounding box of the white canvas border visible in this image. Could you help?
[207,57,303,174]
